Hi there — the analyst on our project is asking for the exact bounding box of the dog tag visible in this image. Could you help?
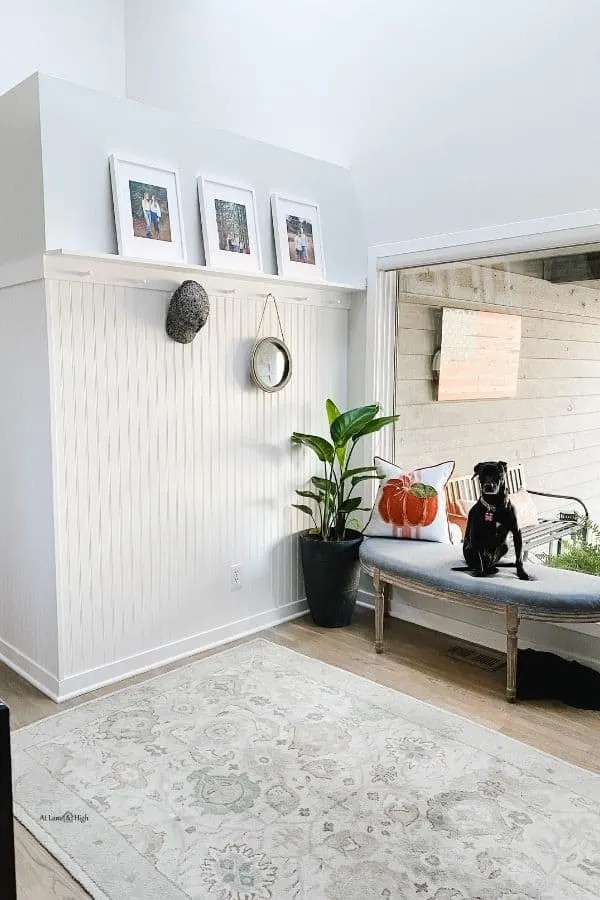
[485,512,494,522]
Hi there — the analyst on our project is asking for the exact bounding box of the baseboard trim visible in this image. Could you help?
[357,589,600,672]
[55,599,309,702]
[0,637,59,700]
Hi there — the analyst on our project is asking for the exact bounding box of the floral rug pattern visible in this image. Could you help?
[12,639,600,899]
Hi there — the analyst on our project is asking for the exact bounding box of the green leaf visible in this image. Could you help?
[410,483,438,499]
[295,490,322,502]
[351,415,399,440]
[311,475,336,494]
[341,466,380,481]
[292,504,316,518]
[325,399,341,425]
[339,496,362,513]
[351,474,383,487]
[325,400,347,467]
[291,432,334,463]
[330,405,379,446]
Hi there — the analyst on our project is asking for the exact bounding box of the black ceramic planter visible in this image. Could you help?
[299,529,363,627]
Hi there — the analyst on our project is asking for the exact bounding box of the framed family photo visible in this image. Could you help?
[197,177,262,272]
[271,194,325,281]
[109,156,187,262]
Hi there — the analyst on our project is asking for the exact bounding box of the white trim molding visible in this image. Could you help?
[0,636,60,701]
[57,600,308,702]
[363,268,397,475]
[368,207,600,273]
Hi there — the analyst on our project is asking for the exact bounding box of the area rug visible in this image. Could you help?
[12,639,600,900]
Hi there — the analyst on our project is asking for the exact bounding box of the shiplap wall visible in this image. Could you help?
[0,280,58,692]
[395,264,600,522]
[45,276,349,694]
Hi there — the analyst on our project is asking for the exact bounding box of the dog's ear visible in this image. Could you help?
[498,461,508,473]
[473,463,484,476]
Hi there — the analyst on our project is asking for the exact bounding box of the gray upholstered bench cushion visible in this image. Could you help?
[360,537,600,615]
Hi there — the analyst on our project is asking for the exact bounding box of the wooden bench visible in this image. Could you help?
[445,463,588,557]
[359,539,600,702]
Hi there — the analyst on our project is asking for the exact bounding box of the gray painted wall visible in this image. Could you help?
[0,75,45,266]
[38,74,366,285]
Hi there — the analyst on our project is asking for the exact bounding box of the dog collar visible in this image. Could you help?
[480,496,495,522]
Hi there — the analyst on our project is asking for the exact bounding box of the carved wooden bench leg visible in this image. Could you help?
[373,570,385,654]
[505,605,520,702]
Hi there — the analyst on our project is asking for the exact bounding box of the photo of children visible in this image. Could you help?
[129,181,172,242]
[286,215,315,265]
[214,199,251,254]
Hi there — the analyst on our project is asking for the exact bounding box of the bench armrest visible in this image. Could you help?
[527,489,589,519]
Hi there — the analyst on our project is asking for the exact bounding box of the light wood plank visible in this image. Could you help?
[400,265,600,322]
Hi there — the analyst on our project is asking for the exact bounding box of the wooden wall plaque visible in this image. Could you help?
[438,308,521,401]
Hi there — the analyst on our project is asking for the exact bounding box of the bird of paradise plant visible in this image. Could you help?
[291,400,398,541]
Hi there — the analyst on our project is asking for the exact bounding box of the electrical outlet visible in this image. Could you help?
[231,564,242,591]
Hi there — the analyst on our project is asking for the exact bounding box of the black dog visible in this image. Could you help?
[461,461,530,580]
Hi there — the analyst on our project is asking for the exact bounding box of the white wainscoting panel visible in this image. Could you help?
[45,275,350,691]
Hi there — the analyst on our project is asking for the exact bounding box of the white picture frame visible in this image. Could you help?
[271,194,325,281]
[197,176,262,272]
[109,155,186,263]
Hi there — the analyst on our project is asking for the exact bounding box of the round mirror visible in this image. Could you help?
[250,337,292,392]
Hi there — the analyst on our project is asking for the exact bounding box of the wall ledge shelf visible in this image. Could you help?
[30,250,364,307]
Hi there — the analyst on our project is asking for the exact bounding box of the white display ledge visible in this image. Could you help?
[36,250,364,308]
[0,250,365,306]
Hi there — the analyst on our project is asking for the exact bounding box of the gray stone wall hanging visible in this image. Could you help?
[166,280,210,344]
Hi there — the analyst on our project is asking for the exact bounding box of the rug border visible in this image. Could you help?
[15,803,110,900]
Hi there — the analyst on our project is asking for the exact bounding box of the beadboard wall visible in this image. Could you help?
[0,254,358,699]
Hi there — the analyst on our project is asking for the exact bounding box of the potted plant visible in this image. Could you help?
[291,400,398,627]
[542,519,598,574]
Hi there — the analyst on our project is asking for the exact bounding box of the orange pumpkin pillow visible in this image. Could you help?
[365,457,455,543]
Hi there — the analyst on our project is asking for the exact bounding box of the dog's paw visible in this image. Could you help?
[517,569,530,581]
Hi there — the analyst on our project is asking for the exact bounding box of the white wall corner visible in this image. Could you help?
[0,278,59,688]
[0,74,46,266]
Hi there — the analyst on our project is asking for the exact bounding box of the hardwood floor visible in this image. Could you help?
[5,608,600,898]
